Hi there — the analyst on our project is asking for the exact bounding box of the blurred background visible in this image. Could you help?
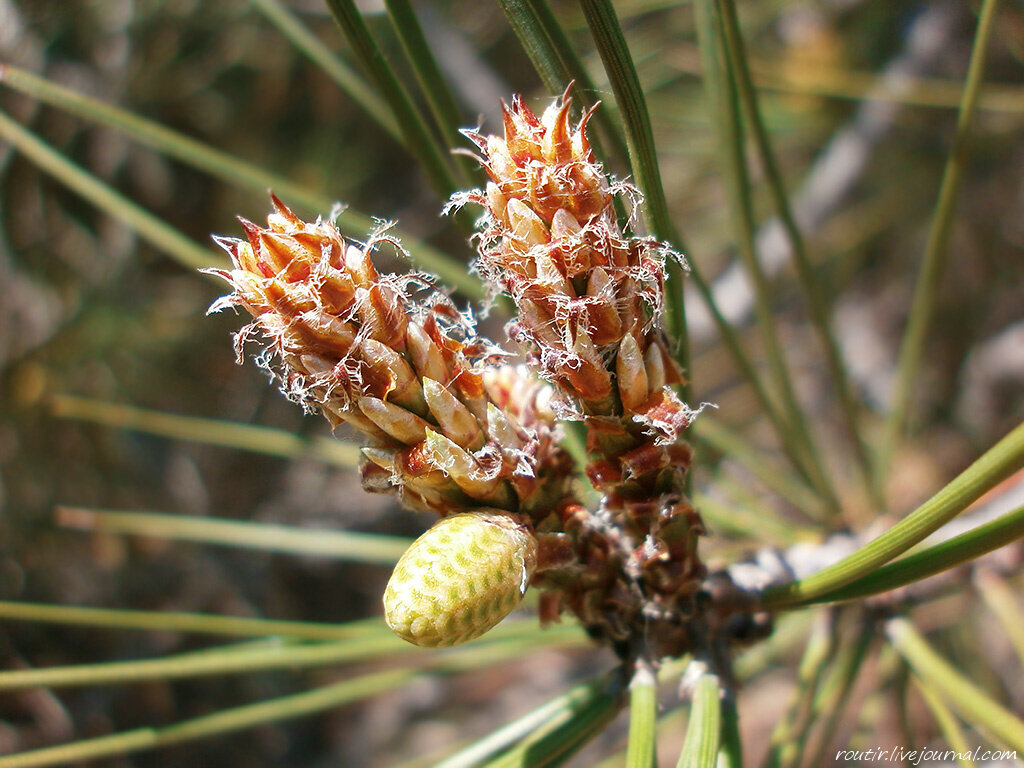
[1,0,1023,765]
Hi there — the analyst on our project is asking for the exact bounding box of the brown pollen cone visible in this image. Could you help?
[209,195,574,522]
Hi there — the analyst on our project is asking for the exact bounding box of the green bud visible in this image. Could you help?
[383,511,537,647]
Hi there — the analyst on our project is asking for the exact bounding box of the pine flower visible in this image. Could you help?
[456,93,687,432]
[213,113,709,657]
[208,195,573,521]
[457,94,706,658]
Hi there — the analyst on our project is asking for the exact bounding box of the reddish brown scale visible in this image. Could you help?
[619,443,671,482]
[539,591,563,627]
[586,460,622,489]
[350,358,395,402]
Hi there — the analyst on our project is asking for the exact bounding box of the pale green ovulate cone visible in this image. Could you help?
[383,511,538,647]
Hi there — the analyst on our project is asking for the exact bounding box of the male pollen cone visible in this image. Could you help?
[460,93,689,438]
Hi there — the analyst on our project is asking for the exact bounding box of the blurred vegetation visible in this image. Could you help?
[1,0,1023,766]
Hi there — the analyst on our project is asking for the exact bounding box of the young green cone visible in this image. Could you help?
[384,511,537,647]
